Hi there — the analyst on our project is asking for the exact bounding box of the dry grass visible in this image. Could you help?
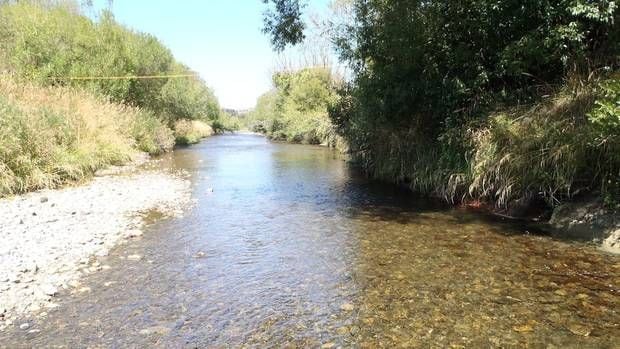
[0,76,173,196]
[174,119,213,145]
[351,79,619,209]
[468,86,614,207]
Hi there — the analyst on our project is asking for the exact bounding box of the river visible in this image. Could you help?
[2,134,618,348]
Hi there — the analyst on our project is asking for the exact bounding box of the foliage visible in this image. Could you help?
[0,1,224,128]
[264,0,619,208]
[262,0,306,51]
[586,77,620,205]
[173,119,213,145]
[248,67,340,146]
[0,76,172,196]
[211,111,241,134]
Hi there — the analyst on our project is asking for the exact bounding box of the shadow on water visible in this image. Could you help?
[1,134,618,348]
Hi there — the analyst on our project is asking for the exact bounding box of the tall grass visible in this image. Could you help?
[173,119,213,145]
[345,78,620,209]
[0,76,173,196]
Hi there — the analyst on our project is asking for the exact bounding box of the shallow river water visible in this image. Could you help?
[2,134,619,348]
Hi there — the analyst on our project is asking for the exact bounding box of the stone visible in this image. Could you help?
[340,303,355,311]
[337,326,349,335]
[567,323,592,337]
[41,284,58,296]
[40,197,48,203]
[321,343,335,349]
[602,229,620,254]
[513,324,534,333]
[127,254,142,261]
[139,326,171,336]
[125,229,143,238]
[19,323,29,330]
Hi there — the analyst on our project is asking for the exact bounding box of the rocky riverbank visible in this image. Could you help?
[0,167,192,331]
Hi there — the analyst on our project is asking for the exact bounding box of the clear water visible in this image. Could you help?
[2,134,618,348]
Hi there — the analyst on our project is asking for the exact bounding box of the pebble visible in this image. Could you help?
[567,323,592,337]
[41,284,58,296]
[139,325,171,336]
[125,230,143,238]
[127,255,142,261]
[0,170,187,331]
[19,323,30,330]
[340,303,355,311]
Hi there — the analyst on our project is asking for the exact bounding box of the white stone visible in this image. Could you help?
[0,170,192,322]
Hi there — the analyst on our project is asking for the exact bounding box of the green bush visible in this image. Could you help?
[0,1,223,126]
[324,0,618,208]
[247,67,340,146]
[0,76,173,196]
[173,119,213,145]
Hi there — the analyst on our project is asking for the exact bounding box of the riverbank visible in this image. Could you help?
[0,164,192,331]
[1,134,617,347]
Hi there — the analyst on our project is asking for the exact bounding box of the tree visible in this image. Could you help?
[262,0,306,51]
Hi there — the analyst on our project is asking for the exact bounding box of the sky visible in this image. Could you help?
[91,0,332,110]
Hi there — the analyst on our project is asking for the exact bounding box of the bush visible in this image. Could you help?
[131,111,175,155]
[0,76,172,196]
[0,1,223,127]
[174,119,213,145]
[247,67,341,146]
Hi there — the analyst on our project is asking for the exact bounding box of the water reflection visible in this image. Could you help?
[2,134,618,348]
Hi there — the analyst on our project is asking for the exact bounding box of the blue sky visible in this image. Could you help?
[91,0,332,110]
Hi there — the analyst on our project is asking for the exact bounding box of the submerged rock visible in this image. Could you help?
[139,325,171,336]
[340,303,355,311]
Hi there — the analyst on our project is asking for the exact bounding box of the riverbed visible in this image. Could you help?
[1,134,618,348]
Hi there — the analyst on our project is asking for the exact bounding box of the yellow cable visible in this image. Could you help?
[48,74,197,80]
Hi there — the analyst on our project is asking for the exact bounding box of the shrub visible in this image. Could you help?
[0,76,172,196]
[174,119,213,145]
[247,67,340,146]
[0,1,223,127]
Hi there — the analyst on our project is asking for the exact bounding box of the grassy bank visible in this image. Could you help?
[322,1,619,211]
[246,67,343,147]
[0,1,227,196]
[261,0,618,210]
[0,76,174,196]
[339,79,619,211]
